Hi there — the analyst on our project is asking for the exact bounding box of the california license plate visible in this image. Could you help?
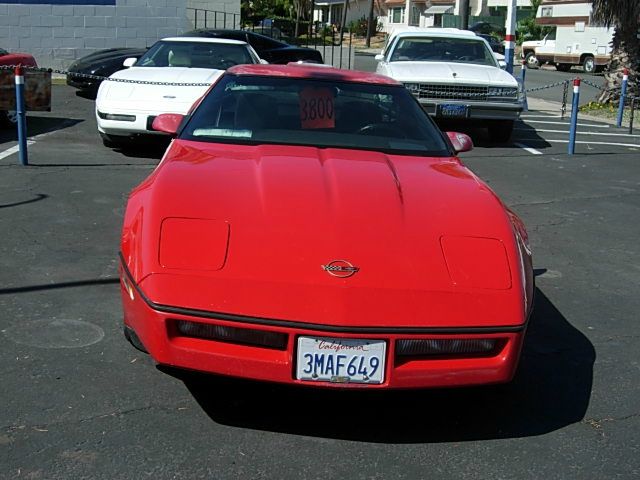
[438,104,468,118]
[296,336,386,384]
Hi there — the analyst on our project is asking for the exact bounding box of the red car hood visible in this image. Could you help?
[122,140,528,328]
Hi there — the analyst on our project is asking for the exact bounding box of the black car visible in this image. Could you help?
[66,47,148,93]
[477,34,505,55]
[180,29,323,64]
[469,21,505,35]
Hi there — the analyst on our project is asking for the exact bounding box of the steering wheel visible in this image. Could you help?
[357,123,407,138]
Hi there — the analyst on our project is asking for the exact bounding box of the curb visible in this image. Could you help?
[526,95,630,127]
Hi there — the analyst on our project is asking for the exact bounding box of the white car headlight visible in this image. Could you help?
[488,86,518,99]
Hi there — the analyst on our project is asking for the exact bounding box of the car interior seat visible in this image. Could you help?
[168,48,192,67]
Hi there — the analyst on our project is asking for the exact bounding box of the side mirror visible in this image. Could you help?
[498,59,507,69]
[446,131,474,153]
[374,54,384,62]
[152,113,185,136]
[123,57,137,68]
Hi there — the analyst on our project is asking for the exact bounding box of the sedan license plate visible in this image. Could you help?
[296,336,386,384]
[438,104,468,118]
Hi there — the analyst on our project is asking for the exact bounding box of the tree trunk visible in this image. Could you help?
[597,23,639,104]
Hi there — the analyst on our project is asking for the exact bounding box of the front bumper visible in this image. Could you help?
[120,263,527,390]
[96,107,166,136]
[419,99,523,121]
[66,74,99,90]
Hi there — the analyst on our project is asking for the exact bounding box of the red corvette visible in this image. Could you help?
[120,64,533,389]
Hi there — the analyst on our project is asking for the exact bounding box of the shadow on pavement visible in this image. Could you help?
[0,193,48,209]
[0,117,83,144]
[170,287,594,443]
[437,119,551,149]
[75,89,98,100]
[113,137,171,160]
[0,277,118,295]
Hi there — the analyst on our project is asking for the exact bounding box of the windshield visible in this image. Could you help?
[390,37,497,66]
[181,74,450,156]
[135,41,255,69]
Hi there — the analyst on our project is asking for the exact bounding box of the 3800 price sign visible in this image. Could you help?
[299,87,335,129]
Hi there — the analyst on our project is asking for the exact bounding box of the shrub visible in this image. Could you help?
[347,16,377,37]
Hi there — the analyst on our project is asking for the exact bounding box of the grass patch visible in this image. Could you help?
[580,101,634,123]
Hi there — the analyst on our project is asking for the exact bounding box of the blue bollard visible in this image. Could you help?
[616,68,629,128]
[568,78,581,155]
[14,65,28,166]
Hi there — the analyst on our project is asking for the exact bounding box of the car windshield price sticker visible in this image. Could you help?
[299,87,335,129]
[296,336,386,384]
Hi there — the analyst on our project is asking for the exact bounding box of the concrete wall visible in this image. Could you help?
[0,0,238,69]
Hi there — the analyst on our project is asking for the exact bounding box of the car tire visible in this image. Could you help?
[0,110,18,128]
[101,132,130,149]
[582,55,596,74]
[124,325,148,353]
[555,63,572,72]
[488,120,514,143]
[524,51,539,69]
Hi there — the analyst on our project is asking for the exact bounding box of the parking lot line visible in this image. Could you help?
[524,120,610,128]
[515,128,640,138]
[0,141,36,161]
[519,138,640,149]
[513,142,543,155]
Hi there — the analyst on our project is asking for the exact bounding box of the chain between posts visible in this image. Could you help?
[579,78,604,90]
[0,64,213,87]
[1,64,580,98]
[561,81,569,118]
[523,80,569,93]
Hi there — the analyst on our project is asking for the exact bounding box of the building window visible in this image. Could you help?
[390,7,405,24]
[410,5,420,26]
[540,7,553,17]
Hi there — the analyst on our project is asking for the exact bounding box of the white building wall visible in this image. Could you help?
[0,0,238,69]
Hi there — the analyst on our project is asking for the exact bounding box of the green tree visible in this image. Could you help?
[591,0,639,102]
[517,0,551,44]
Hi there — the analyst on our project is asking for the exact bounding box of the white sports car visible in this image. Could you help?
[375,28,524,142]
[95,37,262,147]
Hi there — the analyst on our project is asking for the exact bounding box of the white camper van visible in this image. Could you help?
[521,1,613,73]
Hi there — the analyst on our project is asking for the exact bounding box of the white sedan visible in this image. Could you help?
[95,37,262,147]
[376,28,524,142]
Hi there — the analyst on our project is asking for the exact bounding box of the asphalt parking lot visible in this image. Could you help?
[1,84,639,479]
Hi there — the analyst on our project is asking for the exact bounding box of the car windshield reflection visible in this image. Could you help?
[390,37,497,66]
[181,74,451,156]
[136,40,254,70]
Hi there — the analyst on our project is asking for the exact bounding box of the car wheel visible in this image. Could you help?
[0,110,18,128]
[488,120,514,143]
[582,55,596,74]
[555,63,571,72]
[524,51,539,69]
[101,132,130,149]
[124,325,148,353]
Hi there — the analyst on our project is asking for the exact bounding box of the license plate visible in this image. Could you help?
[296,336,386,384]
[438,104,468,118]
